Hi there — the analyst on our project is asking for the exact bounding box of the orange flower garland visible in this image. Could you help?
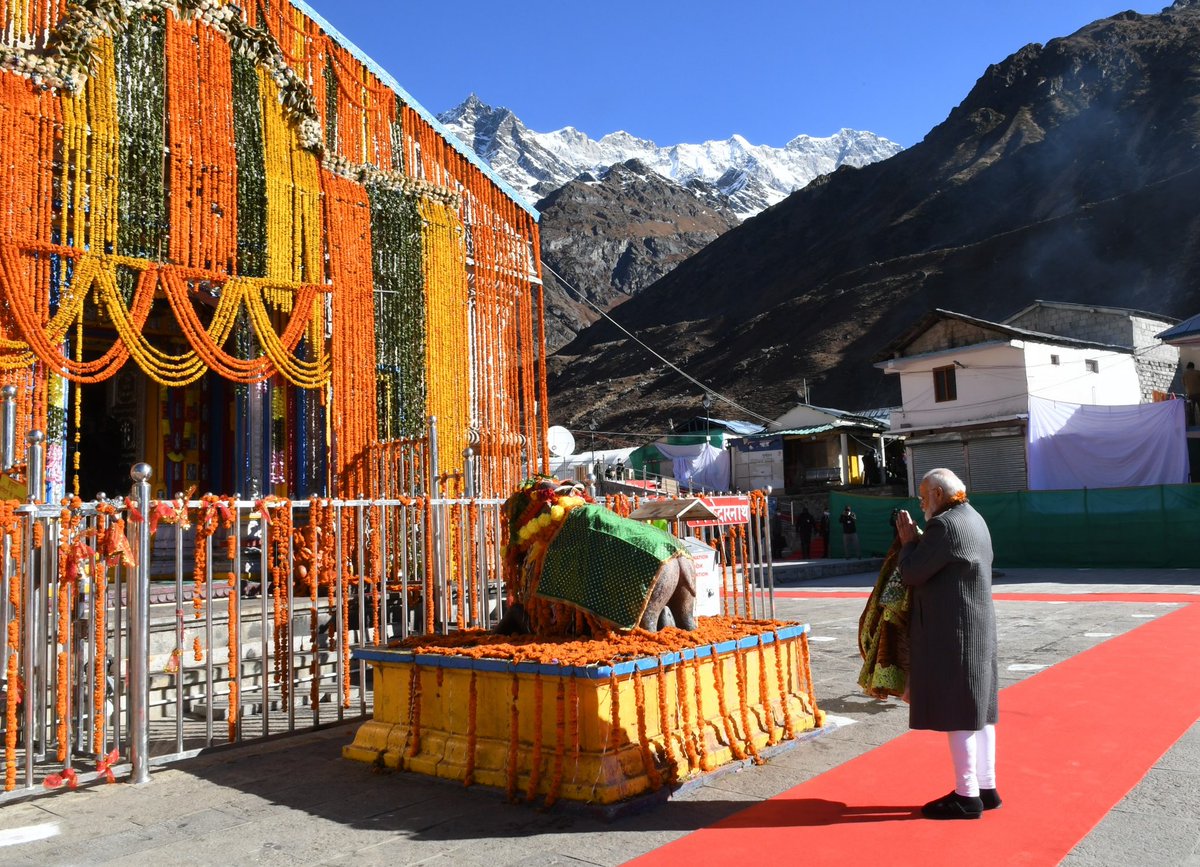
[691,654,712,771]
[733,648,762,765]
[773,631,796,740]
[757,637,778,747]
[524,673,544,802]
[4,502,22,791]
[463,670,477,787]
[406,663,422,760]
[675,658,698,772]
[655,661,678,780]
[506,672,519,802]
[800,634,821,725]
[632,668,663,790]
[608,671,621,752]
[711,652,746,761]
[568,672,580,769]
[545,676,566,808]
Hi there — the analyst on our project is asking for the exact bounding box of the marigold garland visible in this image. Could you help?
[632,668,663,790]
[607,671,621,752]
[691,654,712,771]
[524,673,544,802]
[675,657,698,772]
[4,501,22,791]
[773,630,796,741]
[506,672,519,802]
[407,663,422,761]
[655,661,678,780]
[757,636,778,747]
[711,652,745,761]
[733,648,762,765]
[463,670,477,787]
[544,675,566,808]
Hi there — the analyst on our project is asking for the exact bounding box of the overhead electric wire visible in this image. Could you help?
[542,262,781,427]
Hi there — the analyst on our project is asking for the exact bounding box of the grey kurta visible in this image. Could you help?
[899,501,998,732]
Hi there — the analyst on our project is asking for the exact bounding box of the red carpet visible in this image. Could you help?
[629,595,1200,867]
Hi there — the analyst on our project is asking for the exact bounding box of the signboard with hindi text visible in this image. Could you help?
[685,496,751,529]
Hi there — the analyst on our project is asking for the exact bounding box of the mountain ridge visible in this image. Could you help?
[545,2,1200,439]
[438,94,903,219]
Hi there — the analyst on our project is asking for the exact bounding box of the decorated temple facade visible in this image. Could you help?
[0,0,548,502]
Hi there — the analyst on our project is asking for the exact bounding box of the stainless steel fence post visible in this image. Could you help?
[20,431,43,787]
[26,430,44,503]
[428,416,445,633]
[128,463,152,785]
[1,385,15,471]
[24,431,45,768]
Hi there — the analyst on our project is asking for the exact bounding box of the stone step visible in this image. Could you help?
[187,685,337,721]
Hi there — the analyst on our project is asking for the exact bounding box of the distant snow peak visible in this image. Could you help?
[437,96,904,219]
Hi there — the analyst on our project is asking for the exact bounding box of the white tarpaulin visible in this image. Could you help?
[654,442,731,492]
[1027,396,1188,490]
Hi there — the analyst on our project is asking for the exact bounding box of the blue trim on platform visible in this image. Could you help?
[286,0,539,221]
[352,623,811,679]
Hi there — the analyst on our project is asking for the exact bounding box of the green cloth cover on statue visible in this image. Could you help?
[536,504,686,629]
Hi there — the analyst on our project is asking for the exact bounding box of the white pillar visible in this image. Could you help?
[839,432,849,486]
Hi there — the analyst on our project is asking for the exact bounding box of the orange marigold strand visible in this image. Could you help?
[711,652,745,761]
[524,674,544,802]
[545,676,566,808]
[774,631,796,740]
[463,671,478,787]
[506,673,520,802]
[632,668,663,790]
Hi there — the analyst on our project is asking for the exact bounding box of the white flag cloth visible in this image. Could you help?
[654,442,730,492]
[1026,396,1188,490]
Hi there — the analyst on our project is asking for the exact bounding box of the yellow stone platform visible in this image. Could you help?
[343,624,822,805]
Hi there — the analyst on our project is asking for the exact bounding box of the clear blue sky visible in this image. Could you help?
[312,1,1168,148]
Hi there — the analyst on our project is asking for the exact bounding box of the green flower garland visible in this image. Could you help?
[368,185,425,440]
[231,50,266,278]
[115,10,167,261]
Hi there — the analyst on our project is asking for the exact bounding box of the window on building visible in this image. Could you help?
[933,365,957,402]
[1050,354,1060,366]
[1085,358,1099,373]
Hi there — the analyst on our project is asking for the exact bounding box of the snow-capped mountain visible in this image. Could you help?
[437,94,903,218]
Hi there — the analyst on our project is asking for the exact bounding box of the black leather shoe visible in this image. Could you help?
[979,788,1002,810]
[921,791,984,820]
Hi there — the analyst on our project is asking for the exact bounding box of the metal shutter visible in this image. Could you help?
[910,441,968,487]
[967,436,1028,493]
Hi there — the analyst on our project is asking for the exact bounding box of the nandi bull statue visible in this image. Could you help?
[497,477,697,635]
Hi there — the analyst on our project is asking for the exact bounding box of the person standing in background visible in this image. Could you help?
[839,505,861,558]
[819,508,831,558]
[1184,361,1200,425]
[796,507,816,559]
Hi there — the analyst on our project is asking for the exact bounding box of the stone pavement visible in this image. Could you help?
[1,567,1198,866]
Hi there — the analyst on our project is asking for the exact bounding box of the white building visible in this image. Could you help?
[874,304,1178,494]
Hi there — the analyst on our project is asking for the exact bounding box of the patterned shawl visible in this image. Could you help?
[857,538,912,699]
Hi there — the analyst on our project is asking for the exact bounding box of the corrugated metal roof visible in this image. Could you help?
[1157,313,1200,342]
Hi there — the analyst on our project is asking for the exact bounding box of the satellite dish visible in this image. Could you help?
[547,425,576,458]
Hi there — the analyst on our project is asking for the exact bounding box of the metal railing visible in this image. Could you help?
[1,420,776,801]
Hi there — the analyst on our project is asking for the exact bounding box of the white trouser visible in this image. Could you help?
[947,725,997,797]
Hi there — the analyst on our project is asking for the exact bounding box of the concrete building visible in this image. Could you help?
[874,303,1178,494]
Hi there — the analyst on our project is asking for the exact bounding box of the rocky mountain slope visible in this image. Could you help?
[438,95,902,219]
[536,161,739,348]
[547,1,1200,438]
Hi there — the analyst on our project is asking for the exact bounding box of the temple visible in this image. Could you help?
[0,0,548,502]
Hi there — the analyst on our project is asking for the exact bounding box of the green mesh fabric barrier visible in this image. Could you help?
[536,505,685,629]
[830,485,1200,568]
